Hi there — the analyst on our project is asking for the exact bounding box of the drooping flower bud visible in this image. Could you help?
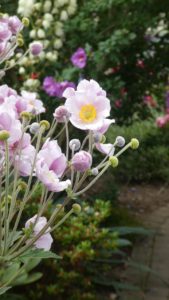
[53,106,70,123]
[30,41,43,56]
[40,120,50,131]
[69,139,81,151]
[0,130,10,141]
[72,151,92,172]
[115,136,125,147]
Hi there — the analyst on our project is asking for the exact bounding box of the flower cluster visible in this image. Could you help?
[0,77,139,264]
[16,0,77,88]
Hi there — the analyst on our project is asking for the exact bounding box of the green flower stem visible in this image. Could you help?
[49,208,74,233]
[0,175,2,255]
[9,127,44,248]
[65,119,69,160]
[74,162,111,197]
[3,141,9,254]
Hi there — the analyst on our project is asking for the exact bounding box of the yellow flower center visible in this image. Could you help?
[79,104,97,123]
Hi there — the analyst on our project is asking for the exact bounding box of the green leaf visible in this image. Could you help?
[110,226,153,236]
[1,263,20,284]
[18,272,42,285]
[0,287,12,295]
[23,257,41,272]
[19,249,61,260]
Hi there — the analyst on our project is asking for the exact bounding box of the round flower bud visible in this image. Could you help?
[116,136,125,147]
[20,111,32,121]
[18,181,27,191]
[53,106,70,123]
[72,203,81,214]
[17,38,24,47]
[109,156,119,168]
[69,139,81,151]
[40,120,50,131]
[29,41,43,56]
[72,151,92,172]
[93,132,102,143]
[91,168,99,176]
[0,130,10,141]
[30,122,40,134]
[130,138,139,150]
[22,17,29,26]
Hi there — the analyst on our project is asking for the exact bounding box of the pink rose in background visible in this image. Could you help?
[71,48,87,69]
[156,115,169,128]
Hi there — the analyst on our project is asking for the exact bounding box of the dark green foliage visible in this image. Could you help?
[108,120,169,181]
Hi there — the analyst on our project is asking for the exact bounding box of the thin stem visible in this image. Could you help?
[3,141,9,254]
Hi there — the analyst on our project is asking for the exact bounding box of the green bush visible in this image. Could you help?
[108,120,169,181]
[6,199,146,300]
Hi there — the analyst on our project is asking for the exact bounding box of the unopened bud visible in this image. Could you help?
[91,168,99,176]
[30,122,40,134]
[22,17,29,26]
[109,156,119,168]
[17,38,24,47]
[69,139,81,151]
[130,138,139,150]
[20,111,32,121]
[30,41,43,56]
[40,120,50,131]
[0,130,10,141]
[72,203,81,214]
[18,181,27,191]
[116,136,125,147]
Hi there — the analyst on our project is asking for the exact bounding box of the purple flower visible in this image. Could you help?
[71,47,87,69]
[72,150,92,172]
[43,77,75,98]
[43,77,57,97]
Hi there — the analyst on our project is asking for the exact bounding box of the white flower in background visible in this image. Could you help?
[54,39,63,49]
[43,1,52,12]
[37,29,45,39]
[17,0,35,16]
[30,29,36,39]
[60,10,68,21]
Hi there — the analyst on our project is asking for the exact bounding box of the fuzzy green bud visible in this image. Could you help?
[109,156,119,168]
[130,138,139,150]
[40,120,50,131]
[17,38,24,47]
[0,130,10,141]
[20,111,32,121]
[18,181,27,191]
[72,203,81,214]
[22,17,29,26]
